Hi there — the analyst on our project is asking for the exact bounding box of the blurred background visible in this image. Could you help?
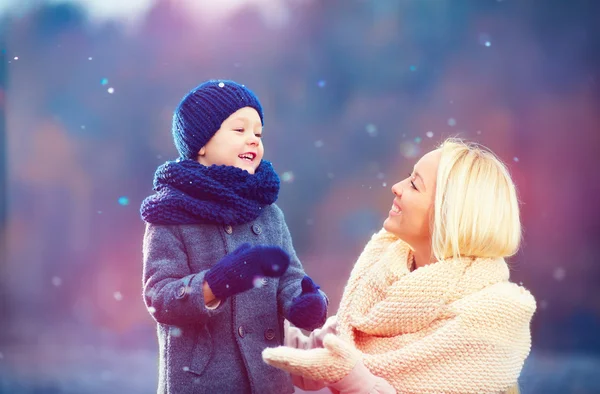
[1,0,599,393]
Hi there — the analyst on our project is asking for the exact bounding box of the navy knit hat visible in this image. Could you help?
[172,80,264,159]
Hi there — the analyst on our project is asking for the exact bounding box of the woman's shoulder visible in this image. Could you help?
[456,281,537,327]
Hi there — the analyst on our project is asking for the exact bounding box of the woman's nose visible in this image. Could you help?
[391,182,403,197]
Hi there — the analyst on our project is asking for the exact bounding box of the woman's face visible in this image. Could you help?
[383,149,441,247]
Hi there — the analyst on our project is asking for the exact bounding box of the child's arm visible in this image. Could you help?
[143,223,290,327]
[142,223,224,326]
[274,206,328,331]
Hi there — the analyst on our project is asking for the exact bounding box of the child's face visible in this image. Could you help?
[197,107,264,174]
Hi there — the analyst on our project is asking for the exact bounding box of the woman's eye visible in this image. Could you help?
[234,128,244,132]
[408,173,417,190]
[255,134,262,138]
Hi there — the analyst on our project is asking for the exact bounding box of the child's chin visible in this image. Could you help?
[235,164,256,174]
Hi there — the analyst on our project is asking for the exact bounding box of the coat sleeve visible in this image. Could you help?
[142,223,224,326]
[272,205,326,320]
[362,282,536,394]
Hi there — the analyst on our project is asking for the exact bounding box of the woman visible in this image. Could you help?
[263,138,536,394]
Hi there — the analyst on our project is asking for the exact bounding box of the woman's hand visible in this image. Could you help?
[262,333,359,384]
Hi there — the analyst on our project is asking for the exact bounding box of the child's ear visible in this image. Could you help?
[198,147,206,156]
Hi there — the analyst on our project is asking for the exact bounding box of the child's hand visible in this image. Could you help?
[205,243,290,300]
[287,276,328,331]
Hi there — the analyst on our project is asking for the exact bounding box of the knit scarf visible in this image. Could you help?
[140,159,280,225]
[335,229,535,393]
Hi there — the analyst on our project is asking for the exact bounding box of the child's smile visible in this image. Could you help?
[198,107,265,174]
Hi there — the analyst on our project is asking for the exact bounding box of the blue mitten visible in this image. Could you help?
[288,276,328,331]
[206,243,290,300]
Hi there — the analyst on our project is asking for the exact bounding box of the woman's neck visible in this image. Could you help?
[412,243,435,270]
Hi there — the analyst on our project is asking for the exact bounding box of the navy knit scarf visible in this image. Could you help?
[140,159,280,225]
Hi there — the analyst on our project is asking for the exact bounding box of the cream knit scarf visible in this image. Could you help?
[336,229,536,394]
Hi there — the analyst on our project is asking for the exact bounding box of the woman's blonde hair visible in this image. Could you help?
[505,383,521,394]
[431,138,521,260]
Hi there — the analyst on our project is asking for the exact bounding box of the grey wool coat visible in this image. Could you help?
[142,204,318,394]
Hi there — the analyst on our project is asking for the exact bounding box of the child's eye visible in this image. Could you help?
[234,128,244,133]
[255,133,262,138]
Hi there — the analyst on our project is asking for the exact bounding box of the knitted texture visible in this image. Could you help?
[140,159,280,225]
[288,276,328,331]
[266,229,536,394]
[172,80,264,159]
[335,229,537,394]
[263,333,360,384]
[205,243,290,300]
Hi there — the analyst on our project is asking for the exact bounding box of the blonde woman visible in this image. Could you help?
[263,138,536,394]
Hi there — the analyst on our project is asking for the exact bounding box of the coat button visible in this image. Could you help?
[251,224,262,235]
[238,326,245,338]
[225,225,233,234]
[175,286,186,299]
[264,328,275,341]
[261,278,268,286]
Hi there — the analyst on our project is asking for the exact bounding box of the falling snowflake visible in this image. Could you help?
[253,276,265,288]
[478,33,492,47]
[51,277,62,287]
[113,291,123,301]
[366,124,378,137]
[170,327,182,337]
[447,118,457,127]
[426,131,434,138]
[281,171,294,183]
[553,267,566,281]
[314,140,324,148]
[400,142,420,159]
